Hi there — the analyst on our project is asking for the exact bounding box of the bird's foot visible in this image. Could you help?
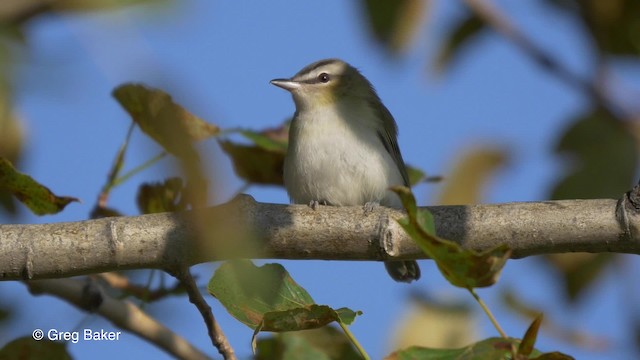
[308,200,327,210]
[363,201,380,215]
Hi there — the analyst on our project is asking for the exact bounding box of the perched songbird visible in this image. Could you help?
[271,59,420,283]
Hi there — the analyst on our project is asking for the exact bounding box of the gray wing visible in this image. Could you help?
[372,101,411,187]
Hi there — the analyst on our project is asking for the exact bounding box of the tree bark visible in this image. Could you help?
[1,194,638,281]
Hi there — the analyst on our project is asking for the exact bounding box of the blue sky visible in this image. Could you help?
[1,0,638,359]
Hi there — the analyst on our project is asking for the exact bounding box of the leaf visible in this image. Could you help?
[545,253,614,301]
[253,305,363,346]
[518,314,543,357]
[53,0,170,13]
[0,337,71,360]
[436,147,508,205]
[545,0,640,56]
[551,108,636,199]
[208,260,315,328]
[501,289,609,351]
[112,83,219,159]
[392,293,475,350]
[209,260,361,353]
[392,186,511,288]
[239,126,288,153]
[219,141,285,185]
[434,12,487,72]
[0,157,78,215]
[256,327,362,360]
[385,338,574,360]
[360,0,426,54]
[136,177,185,214]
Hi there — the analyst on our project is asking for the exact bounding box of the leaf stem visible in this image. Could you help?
[468,288,508,339]
[112,151,168,188]
[338,321,370,360]
[468,288,518,357]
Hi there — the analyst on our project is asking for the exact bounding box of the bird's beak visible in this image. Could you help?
[270,78,301,91]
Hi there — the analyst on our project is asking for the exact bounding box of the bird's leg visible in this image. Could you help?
[363,201,379,215]
[308,200,328,210]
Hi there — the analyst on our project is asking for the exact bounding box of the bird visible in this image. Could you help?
[270,58,420,283]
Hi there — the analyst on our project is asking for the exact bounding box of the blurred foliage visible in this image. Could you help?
[386,337,572,360]
[434,12,486,72]
[0,337,71,360]
[0,157,79,215]
[502,289,610,351]
[392,293,475,350]
[436,147,508,205]
[545,253,615,301]
[113,84,219,159]
[551,109,636,200]
[219,125,288,186]
[136,177,186,214]
[545,0,640,56]
[359,0,427,54]
[256,326,361,360]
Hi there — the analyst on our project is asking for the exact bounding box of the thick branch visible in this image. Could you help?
[0,195,638,281]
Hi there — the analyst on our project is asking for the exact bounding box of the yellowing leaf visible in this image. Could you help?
[437,147,508,205]
[0,157,78,215]
[360,0,426,54]
[112,83,219,159]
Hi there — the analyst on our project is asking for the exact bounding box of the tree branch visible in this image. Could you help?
[170,266,236,360]
[1,194,638,281]
[26,278,211,360]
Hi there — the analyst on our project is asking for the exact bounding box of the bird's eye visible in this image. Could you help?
[318,73,330,83]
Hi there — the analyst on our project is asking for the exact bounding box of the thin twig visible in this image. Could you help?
[171,266,237,360]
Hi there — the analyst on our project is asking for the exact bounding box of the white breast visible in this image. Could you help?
[284,103,405,207]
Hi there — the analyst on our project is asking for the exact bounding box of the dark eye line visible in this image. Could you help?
[299,73,336,85]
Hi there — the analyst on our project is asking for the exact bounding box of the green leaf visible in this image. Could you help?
[392,186,511,288]
[256,327,362,360]
[208,260,315,329]
[434,12,486,72]
[136,177,185,214]
[0,157,78,215]
[112,83,219,159]
[209,260,361,354]
[386,337,574,360]
[0,337,71,360]
[551,108,637,199]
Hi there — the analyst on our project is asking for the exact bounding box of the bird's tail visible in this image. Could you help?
[384,260,420,283]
